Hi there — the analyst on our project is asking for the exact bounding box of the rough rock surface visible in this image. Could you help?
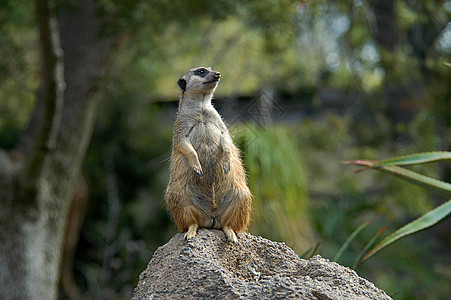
[133,229,391,299]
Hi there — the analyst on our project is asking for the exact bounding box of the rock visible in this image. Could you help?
[132,229,391,299]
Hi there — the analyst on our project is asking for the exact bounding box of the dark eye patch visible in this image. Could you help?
[195,68,208,77]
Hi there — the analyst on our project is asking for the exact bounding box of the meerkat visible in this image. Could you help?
[165,66,252,243]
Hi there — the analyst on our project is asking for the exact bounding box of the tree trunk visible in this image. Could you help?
[0,0,113,298]
[369,0,398,51]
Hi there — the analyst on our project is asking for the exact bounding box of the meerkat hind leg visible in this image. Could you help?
[222,226,238,243]
[185,223,199,240]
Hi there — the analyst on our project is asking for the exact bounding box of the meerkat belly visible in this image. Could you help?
[189,121,223,170]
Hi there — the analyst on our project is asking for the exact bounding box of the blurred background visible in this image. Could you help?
[1,0,450,299]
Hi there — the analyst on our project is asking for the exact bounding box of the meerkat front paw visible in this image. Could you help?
[223,157,231,174]
[192,163,204,176]
[222,226,238,243]
[185,223,199,240]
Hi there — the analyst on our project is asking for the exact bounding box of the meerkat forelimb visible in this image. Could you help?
[220,133,232,174]
[178,137,203,176]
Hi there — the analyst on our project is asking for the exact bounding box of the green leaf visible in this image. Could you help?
[333,222,370,263]
[299,246,313,259]
[378,165,451,197]
[343,152,451,196]
[299,241,321,259]
[309,241,321,259]
[360,199,451,264]
[373,151,451,167]
[353,226,386,268]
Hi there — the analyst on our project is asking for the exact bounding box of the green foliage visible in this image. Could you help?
[77,98,174,298]
[333,221,369,262]
[345,152,451,196]
[294,115,448,299]
[361,199,451,264]
[234,124,314,252]
[374,151,451,167]
[342,151,451,267]
[0,1,39,149]
[299,241,320,260]
[352,225,386,269]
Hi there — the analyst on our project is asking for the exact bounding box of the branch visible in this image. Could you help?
[20,0,65,203]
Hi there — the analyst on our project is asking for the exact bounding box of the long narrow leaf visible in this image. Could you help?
[342,160,376,167]
[378,165,451,197]
[299,245,314,259]
[309,241,321,259]
[299,241,321,259]
[353,226,386,268]
[333,222,370,262]
[373,152,451,167]
[360,199,451,264]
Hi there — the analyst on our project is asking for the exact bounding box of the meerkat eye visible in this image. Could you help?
[195,69,208,77]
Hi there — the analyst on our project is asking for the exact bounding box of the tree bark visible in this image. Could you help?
[0,0,113,298]
[369,0,398,51]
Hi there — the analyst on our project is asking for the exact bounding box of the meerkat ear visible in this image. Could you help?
[177,78,187,91]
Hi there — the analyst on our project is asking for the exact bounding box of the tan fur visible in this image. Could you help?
[165,67,252,242]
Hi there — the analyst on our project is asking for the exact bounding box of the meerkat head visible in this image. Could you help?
[177,67,221,97]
